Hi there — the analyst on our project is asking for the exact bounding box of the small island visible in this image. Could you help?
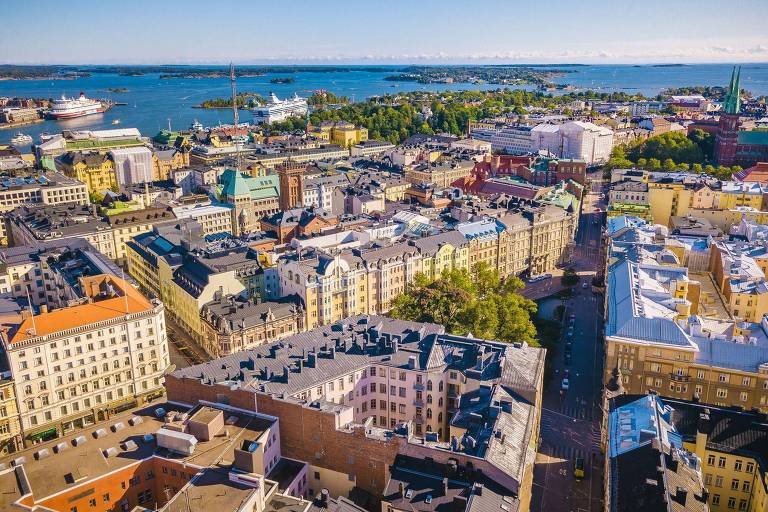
[107,87,129,93]
[383,65,572,86]
[270,77,296,84]
[195,92,264,109]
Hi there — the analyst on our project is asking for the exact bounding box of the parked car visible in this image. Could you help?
[574,457,585,479]
[582,282,589,289]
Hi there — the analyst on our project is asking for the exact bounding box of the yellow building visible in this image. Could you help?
[647,180,694,227]
[309,121,368,148]
[56,151,117,193]
[0,377,21,455]
[717,182,766,210]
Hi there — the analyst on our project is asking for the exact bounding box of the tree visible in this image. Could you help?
[692,163,703,174]
[390,264,539,346]
[561,268,579,288]
[663,158,676,171]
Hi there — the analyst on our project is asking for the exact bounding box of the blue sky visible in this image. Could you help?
[2,0,767,64]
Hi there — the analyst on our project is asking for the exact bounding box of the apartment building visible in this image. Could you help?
[530,121,614,164]
[170,201,233,236]
[5,203,177,262]
[608,394,768,512]
[0,373,21,455]
[309,121,368,148]
[350,139,396,157]
[0,273,169,444]
[36,128,145,171]
[604,216,768,412]
[56,151,118,193]
[218,169,280,235]
[199,294,304,357]
[404,159,475,188]
[0,173,88,245]
[166,315,545,511]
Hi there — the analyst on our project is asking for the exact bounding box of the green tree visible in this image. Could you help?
[692,163,703,173]
[390,264,538,346]
[648,158,662,171]
[561,268,579,287]
[663,158,676,171]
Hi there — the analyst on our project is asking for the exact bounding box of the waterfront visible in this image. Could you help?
[1,63,767,146]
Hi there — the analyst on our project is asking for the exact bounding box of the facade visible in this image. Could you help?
[35,128,145,170]
[166,315,545,511]
[309,121,368,148]
[404,159,475,188]
[530,121,614,164]
[302,172,349,213]
[56,151,117,193]
[151,147,189,181]
[470,123,533,154]
[350,140,395,157]
[199,294,304,357]
[170,202,233,236]
[0,273,169,444]
[277,161,306,211]
[0,374,21,455]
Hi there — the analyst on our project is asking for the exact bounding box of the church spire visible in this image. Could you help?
[724,65,742,114]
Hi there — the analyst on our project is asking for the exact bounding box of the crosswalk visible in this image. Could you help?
[539,443,591,462]
[543,404,597,422]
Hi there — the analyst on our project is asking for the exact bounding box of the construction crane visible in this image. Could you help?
[230,62,241,171]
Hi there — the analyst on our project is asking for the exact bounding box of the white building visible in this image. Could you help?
[530,121,613,164]
[0,272,169,441]
[109,146,154,189]
[171,202,234,235]
[470,125,533,154]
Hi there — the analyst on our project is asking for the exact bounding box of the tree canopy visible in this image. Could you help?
[389,264,539,346]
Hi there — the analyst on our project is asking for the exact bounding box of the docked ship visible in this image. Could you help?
[252,93,308,124]
[47,92,108,119]
[10,133,33,146]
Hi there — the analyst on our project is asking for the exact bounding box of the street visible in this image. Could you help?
[530,171,606,512]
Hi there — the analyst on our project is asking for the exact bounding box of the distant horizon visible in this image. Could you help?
[3,62,768,67]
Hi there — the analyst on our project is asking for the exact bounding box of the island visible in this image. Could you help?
[0,65,90,81]
[194,92,264,109]
[383,65,573,86]
[270,77,296,84]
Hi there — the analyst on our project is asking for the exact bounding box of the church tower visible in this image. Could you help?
[276,161,306,211]
[714,66,741,167]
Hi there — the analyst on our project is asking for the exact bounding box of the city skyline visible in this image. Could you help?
[2,0,768,65]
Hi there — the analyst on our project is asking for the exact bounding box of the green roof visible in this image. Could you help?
[65,138,143,150]
[738,130,768,146]
[220,169,279,200]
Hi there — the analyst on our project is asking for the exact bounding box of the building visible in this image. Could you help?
[404,159,475,188]
[605,394,708,512]
[0,401,313,512]
[469,123,533,154]
[0,173,88,245]
[0,371,21,455]
[715,67,768,168]
[302,172,349,213]
[218,169,281,236]
[199,294,304,357]
[152,147,189,181]
[603,217,768,412]
[35,128,145,171]
[261,207,339,244]
[309,121,368,148]
[350,140,395,158]
[244,145,349,172]
[0,272,169,444]
[170,201,233,236]
[277,161,307,211]
[166,315,545,511]
[530,121,614,164]
[56,151,117,194]
[5,203,176,263]
[109,146,154,189]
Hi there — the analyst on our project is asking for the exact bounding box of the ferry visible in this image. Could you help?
[47,92,107,119]
[252,93,308,124]
[10,133,33,146]
[190,119,204,131]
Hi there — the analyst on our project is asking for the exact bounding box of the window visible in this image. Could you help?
[735,460,743,471]
[712,494,720,505]
[742,480,751,493]
[719,457,726,468]
[715,475,723,487]
[739,499,748,511]
[731,479,739,490]
[746,462,755,473]
[727,497,736,509]
[704,473,712,485]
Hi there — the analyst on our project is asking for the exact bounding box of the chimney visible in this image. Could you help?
[39,304,48,314]
[442,477,449,496]
[472,483,483,496]
[398,482,405,498]
[695,411,711,456]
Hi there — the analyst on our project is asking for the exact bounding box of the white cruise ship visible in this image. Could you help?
[252,93,308,124]
[47,92,107,119]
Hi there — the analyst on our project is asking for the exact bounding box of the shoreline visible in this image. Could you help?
[0,118,44,130]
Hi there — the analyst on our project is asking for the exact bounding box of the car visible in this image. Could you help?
[574,457,585,479]
[563,369,570,377]
[582,282,589,289]
[561,378,570,390]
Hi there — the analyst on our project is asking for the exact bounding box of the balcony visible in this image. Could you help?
[413,399,424,407]
[414,415,424,424]
[413,383,424,391]
[670,373,691,382]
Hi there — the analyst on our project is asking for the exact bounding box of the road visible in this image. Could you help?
[165,316,208,369]
[530,171,607,512]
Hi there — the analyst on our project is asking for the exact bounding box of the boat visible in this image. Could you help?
[190,119,204,131]
[38,132,53,143]
[10,133,33,146]
[111,119,121,125]
[47,92,107,119]
[252,93,308,124]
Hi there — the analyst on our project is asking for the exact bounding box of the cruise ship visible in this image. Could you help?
[252,93,308,124]
[47,92,107,119]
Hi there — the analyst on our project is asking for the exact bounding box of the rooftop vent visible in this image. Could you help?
[103,447,119,458]
[72,435,87,446]
[111,422,125,433]
[93,428,108,439]
[128,416,143,426]
[54,442,68,454]
[122,440,138,451]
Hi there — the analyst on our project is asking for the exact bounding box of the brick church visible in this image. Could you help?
[714,66,768,168]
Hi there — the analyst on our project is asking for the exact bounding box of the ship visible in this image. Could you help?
[10,133,33,146]
[252,93,308,124]
[47,92,108,119]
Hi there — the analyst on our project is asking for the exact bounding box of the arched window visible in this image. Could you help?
[438,397,443,407]
[438,381,444,392]
[438,412,443,422]
[427,394,433,404]
[426,408,433,419]
[426,425,432,432]
[438,428,443,438]
[426,380,433,391]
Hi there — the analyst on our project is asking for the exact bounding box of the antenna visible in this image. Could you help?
[230,62,242,171]
[24,286,37,336]
[167,118,172,132]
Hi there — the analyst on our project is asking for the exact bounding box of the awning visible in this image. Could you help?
[27,427,57,440]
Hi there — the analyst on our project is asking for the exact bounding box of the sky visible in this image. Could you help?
[2,0,768,65]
